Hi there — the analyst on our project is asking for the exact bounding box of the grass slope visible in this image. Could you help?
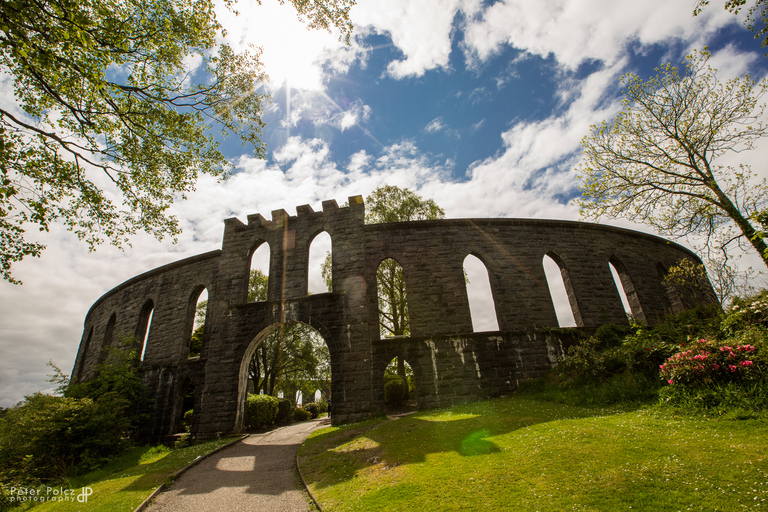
[12,437,236,512]
[299,397,768,511]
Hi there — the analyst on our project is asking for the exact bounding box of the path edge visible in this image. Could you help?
[133,434,249,512]
[296,452,324,512]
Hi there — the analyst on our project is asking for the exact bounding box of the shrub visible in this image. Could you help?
[182,409,194,433]
[384,378,409,406]
[0,394,131,483]
[65,339,150,438]
[244,394,278,430]
[0,341,150,484]
[293,407,311,422]
[721,291,768,335]
[276,398,294,424]
[317,399,329,414]
[659,338,764,387]
[303,402,319,419]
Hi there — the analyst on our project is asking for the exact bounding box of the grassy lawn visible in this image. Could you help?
[11,437,237,512]
[298,397,768,511]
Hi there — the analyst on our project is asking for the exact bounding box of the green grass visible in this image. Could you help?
[9,437,237,512]
[298,397,768,511]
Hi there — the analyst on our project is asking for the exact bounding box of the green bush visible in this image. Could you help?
[317,399,328,414]
[0,341,150,485]
[182,409,194,433]
[0,394,130,484]
[303,402,319,419]
[244,394,278,430]
[276,398,294,424]
[384,378,409,406]
[721,291,768,335]
[293,407,311,422]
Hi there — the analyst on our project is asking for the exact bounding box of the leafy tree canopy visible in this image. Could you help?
[0,0,355,283]
[577,50,768,271]
[695,0,768,49]
[364,184,445,224]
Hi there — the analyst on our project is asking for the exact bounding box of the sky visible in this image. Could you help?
[2,0,768,407]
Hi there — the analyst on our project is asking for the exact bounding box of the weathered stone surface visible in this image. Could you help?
[72,197,716,439]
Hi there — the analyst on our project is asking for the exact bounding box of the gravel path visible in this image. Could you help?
[144,419,328,512]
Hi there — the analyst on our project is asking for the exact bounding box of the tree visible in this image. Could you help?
[248,268,269,302]
[577,50,768,271]
[320,185,445,381]
[366,186,445,342]
[0,0,355,284]
[0,340,149,482]
[695,0,768,49]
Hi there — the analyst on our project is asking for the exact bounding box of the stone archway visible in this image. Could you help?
[235,320,333,431]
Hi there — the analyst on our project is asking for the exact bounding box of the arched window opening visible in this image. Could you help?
[383,356,415,414]
[189,287,208,358]
[658,263,684,313]
[177,379,196,434]
[463,254,500,332]
[608,258,645,323]
[248,243,270,302]
[542,254,578,327]
[136,300,154,361]
[377,258,410,339]
[308,231,332,294]
[76,327,93,381]
[98,313,117,365]
[237,322,331,430]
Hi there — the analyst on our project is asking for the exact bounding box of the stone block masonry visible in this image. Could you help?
[72,196,717,439]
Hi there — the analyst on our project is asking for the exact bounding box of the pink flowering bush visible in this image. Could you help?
[659,338,762,386]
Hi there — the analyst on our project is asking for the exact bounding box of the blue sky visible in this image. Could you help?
[2,0,768,407]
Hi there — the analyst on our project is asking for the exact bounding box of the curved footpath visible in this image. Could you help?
[143,418,328,512]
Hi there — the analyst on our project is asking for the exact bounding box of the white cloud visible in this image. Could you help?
[425,117,446,133]
[350,0,481,79]
[461,0,737,69]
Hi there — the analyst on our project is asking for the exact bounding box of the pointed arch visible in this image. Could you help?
[136,299,154,361]
[542,253,579,327]
[98,313,117,364]
[188,286,208,358]
[658,262,684,313]
[608,257,646,323]
[463,254,499,332]
[175,377,197,434]
[248,241,271,302]
[76,327,93,381]
[308,231,332,294]
[377,257,410,339]
[235,321,331,430]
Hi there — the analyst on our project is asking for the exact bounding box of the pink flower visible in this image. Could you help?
[713,364,720,370]
[668,379,674,385]
[740,361,753,367]
[729,365,738,372]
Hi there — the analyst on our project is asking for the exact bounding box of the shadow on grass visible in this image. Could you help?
[299,396,643,491]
